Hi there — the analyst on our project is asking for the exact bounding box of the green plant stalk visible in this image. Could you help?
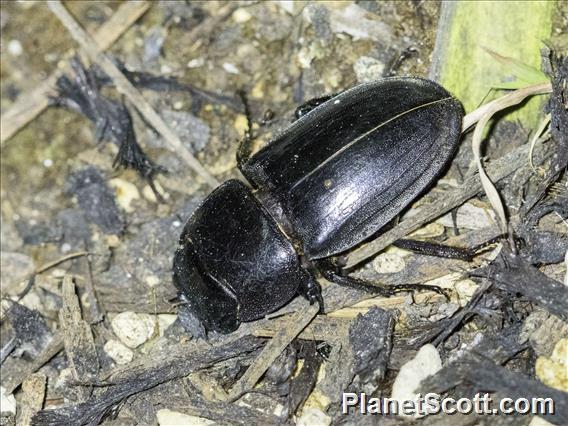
[430,1,555,128]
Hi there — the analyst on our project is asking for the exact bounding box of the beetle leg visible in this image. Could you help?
[236,89,255,171]
[294,92,341,120]
[392,237,503,261]
[298,275,324,312]
[317,259,449,299]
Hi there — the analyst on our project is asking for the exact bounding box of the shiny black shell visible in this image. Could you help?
[174,77,464,333]
[241,78,463,259]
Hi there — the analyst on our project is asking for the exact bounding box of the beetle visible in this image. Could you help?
[173,77,464,334]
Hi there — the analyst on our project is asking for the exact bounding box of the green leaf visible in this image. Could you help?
[483,47,549,89]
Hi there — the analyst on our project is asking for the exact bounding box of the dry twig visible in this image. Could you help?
[18,373,47,426]
[229,301,319,400]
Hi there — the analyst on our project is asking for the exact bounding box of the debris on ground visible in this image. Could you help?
[1,2,566,425]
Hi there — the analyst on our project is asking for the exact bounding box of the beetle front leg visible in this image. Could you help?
[316,259,449,299]
[236,89,255,171]
[299,275,324,312]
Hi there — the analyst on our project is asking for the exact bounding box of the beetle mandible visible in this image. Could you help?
[173,77,464,334]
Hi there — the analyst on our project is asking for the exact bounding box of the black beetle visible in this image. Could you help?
[173,77,464,334]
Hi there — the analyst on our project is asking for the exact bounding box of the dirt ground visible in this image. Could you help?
[1,1,567,425]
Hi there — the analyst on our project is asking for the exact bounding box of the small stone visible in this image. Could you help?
[437,202,496,230]
[157,409,214,425]
[409,222,445,238]
[111,312,156,348]
[0,251,34,295]
[7,39,23,56]
[304,4,332,40]
[0,386,16,415]
[158,314,177,336]
[354,56,385,83]
[158,110,210,153]
[453,279,478,306]
[276,1,296,15]
[105,234,121,248]
[18,291,42,312]
[44,52,58,62]
[222,62,239,74]
[145,275,160,287]
[187,57,205,68]
[232,8,251,23]
[535,338,567,392]
[104,340,134,365]
[297,40,326,69]
[521,312,568,357]
[251,80,265,99]
[233,114,249,135]
[298,407,331,426]
[109,178,140,213]
[51,367,68,392]
[328,3,393,43]
[68,167,124,235]
[391,344,442,417]
[372,251,406,274]
[529,416,555,426]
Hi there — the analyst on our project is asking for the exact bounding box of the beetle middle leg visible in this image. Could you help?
[316,258,449,299]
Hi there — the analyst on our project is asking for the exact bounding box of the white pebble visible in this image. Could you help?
[109,178,140,213]
[0,386,16,415]
[391,344,442,417]
[298,407,331,426]
[42,158,53,168]
[7,39,23,56]
[372,251,406,274]
[353,56,385,83]
[145,275,160,287]
[157,409,214,425]
[187,57,205,68]
[104,340,134,365]
[232,8,251,23]
[437,202,496,230]
[222,62,240,74]
[111,312,156,348]
[158,314,177,336]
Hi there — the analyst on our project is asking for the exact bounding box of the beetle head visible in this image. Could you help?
[173,244,240,334]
